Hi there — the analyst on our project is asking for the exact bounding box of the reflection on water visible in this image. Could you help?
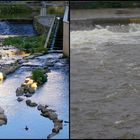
[0,55,69,138]
[0,20,69,139]
[0,72,4,82]
[71,23,140,139]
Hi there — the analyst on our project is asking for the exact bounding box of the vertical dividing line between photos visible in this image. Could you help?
[68,1,70,139]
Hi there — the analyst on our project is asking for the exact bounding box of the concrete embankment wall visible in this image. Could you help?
[33,16,49,35]
[63,6,69,57]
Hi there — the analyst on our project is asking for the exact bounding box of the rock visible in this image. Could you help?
[41,112,50,118]
[24,94,32,97]
[2,73,6,80]
[26,100,37,107]
[52,127,60,133]
[0,120,6,126]
[49,112,58,121]
[37,104,45,111]
[52,122,63,133]
[16,87,24,96]
[26,99,31,105]
[47,109,56,112]
[0,107,7,126]
[0,114,7,122]
[45,105,49,108]
[28,86,35,94]
[0,107,4,114]
[17,97,24,102]
[47,132,57,139]
[52,119,63,133]
[30,102,38,107]
[45,61,54,67]
[43,67,50,73]
[23,86,29,93]
[53,119,63,124]
[40,107,48,114]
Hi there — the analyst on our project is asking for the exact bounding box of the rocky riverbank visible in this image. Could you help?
[16,68,48,97]
[25,100,63,139]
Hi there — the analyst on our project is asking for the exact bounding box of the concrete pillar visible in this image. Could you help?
[40,2,47,16]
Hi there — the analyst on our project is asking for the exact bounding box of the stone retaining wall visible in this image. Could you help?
[33,16,49,35]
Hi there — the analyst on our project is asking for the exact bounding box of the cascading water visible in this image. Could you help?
[0,21,37,36]
[71,23,140,139]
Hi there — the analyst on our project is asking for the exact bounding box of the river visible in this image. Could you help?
[71,23,140,139]
[0,21,69,139]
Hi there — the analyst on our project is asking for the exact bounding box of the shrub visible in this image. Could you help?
[48,7,64,14]
[3,35,47,54]
[32,69,47,85]
[0,4,39,19]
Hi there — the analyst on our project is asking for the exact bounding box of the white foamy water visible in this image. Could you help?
[71,23,140,139]
[71,23,140,47]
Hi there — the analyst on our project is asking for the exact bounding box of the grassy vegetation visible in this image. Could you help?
[32,68,47,85]
[0,4,39,19]
[3,35,47,54]
[47,6,64,14]
[70,1,140,9]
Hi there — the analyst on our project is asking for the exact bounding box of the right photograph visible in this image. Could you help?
[70,1,140,139]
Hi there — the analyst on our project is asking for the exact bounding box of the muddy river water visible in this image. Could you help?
[71,23,140,139]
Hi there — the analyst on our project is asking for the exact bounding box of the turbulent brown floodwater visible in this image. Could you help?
[71,23,140,139]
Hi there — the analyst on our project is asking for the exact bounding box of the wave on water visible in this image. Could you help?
[71,23,140,47]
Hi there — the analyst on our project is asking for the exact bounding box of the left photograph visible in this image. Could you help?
[0,0,69,139]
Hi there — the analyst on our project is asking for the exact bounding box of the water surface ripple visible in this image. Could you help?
[71,23,140,139]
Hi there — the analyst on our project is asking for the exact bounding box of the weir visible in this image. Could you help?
[71,8,140,31]
[36,1,69,57]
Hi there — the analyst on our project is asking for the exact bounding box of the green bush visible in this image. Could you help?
[70,1,140,9]
[0,3,40,19]
[3,35,47,54]
[32,69,47,85]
